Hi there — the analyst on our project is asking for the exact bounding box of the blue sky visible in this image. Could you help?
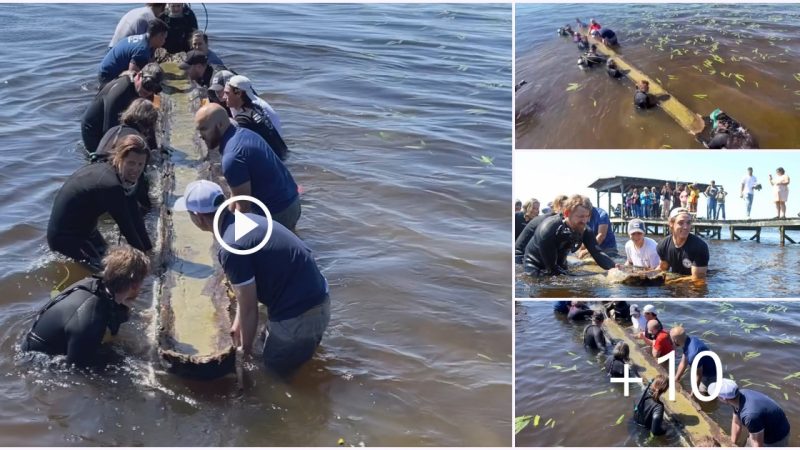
[513,151,797,220]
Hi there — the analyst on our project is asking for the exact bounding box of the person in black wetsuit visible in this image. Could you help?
[607,59,623,78]
[159,3,198,54]
[583,311,609,351]
[634,80,654,109]
[222,75,289,160]
[94,98,159,210]
[634,375,669,436]
[603,301,631,320]
[514,198,540,240]
[47,135,153,270]
[21,245,150,365]
[81,63,164,154]
[553,301,570,314]
[605,341,633,377]
[515,194,568,262]
[524,195,615,276]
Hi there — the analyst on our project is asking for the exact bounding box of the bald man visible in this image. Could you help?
[641,319,673,358]
[670,326,717,394]
[194,104,301,230]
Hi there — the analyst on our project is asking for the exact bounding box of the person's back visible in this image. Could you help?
[568,304,593,321]
[235,104,289,160]
[22,277,121,365]
[588,207,616,250]
[81,76,138,154]
[515,213,552,258]
[99,34,151,84]
[605,354,626,377]
[583,323,607,350]
[109,6,155,48]
[599,28,617,45]
[634,387,667,435]
[220,126,298,217]
[738,389,791,445]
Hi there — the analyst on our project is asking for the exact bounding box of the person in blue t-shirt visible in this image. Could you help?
[599,28,618,46]
[710,379,790,447]
[98,19,168,86]
[669,326,717,394]
[577,206,618,258]
[194,103,300,230]
[174,180,330,376]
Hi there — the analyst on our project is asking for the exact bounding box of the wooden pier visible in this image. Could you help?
[611,217,800,246]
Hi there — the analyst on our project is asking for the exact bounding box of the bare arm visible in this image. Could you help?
[675,354,688,381]
[229,182,253,213]
[691,265,708,280]
[233,282,259,355]
[731,414,743,446]
[128,61,142,73]
[749,430,765,447]
[595,224,608,246]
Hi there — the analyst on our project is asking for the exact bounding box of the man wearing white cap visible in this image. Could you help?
[710,378,790,446]
[194,103,300,229]
[622,219,660,269]
[223,75,288,160]
[629,304,648,334]
[657,208,709,280]
[174,180,330,375]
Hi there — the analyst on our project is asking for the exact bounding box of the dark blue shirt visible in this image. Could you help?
[553,301,570,314]
[682,335,716,378]
[99,33,151,82]
[736,389,790,444]
[217,211,328,321]
[599,28,616,39]
[207,49,225,66]
[588,207,617,250]
[219,126,298,214]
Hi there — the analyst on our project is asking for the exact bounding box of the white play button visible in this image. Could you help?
[234,209,258,241]
[212,195,274,256]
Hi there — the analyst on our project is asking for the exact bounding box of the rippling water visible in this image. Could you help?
[516,301,800,447]
[516,4,800,149]
[0,4,511,445]
[515,233,800,298]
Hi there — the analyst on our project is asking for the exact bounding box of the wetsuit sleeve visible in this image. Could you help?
[64,301,106,365]
[594,327,608,351]
[103,82,125,133]
[651,403,666,436]
[128,195,153,248]
[106,185,151,251]
[188,9,198,30]
[582,230,615,270]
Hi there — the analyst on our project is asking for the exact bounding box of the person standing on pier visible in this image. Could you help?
[740,167,760,219]
[657,208,709,281]
[660,183,672,219]
[704,180,719,220]
[769,167,790,219]
[716,188,727,220]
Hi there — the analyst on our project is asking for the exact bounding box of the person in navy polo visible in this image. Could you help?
[173,180,330,376]
[98,18,168,86]
[194,103,301,230]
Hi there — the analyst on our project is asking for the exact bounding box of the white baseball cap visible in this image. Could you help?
[643,304,657,315]
[708,379,738,400]
[228,75,254,94]
[173,180,224,214]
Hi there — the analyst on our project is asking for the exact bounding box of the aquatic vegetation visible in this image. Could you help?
[590,389,609,397]
[784,372,800,381]
[614,414,625,426]
[566,83,582,92]
[793,73,800,82]
[742,351,761,362]
[766,382,781,390]
[472,155,494,166]
[693,94,709,99]
[515,415,533,434]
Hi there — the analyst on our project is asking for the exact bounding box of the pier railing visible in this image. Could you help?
[610,217,800,246]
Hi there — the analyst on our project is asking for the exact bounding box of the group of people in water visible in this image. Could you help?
[552,17,757,149]
[28,4,329,376]
[554,301,792,446]
[514,194,709,280]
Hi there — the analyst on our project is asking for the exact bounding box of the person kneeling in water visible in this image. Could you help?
[607,59,623,78]
[634,80,654,109]
[21,245,149,366]
[707,108,757,149]
[578,44,606,67]
[634,375,669,436]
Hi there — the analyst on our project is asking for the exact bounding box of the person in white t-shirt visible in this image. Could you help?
[622,219,660,269]
[740,167,760,219]
[629,304,648,334]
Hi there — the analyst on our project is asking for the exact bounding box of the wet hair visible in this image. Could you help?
[777,167,785,175]
[147,18,168,37]
[650,375,669,402]
[111,134,150,171]
[592,311,605,323]
[101,245,150,293]
[552,194,569,213]
[120,98,158,133]
[563,194,593,214]
[590,44,597,52]
[192,30,209,44]
[612,341,630,362]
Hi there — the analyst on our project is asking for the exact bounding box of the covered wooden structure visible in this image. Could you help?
[588,176,713,217]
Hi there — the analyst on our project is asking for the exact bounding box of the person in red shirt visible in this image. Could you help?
[641,319,673,358]
[589,18,602,36]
